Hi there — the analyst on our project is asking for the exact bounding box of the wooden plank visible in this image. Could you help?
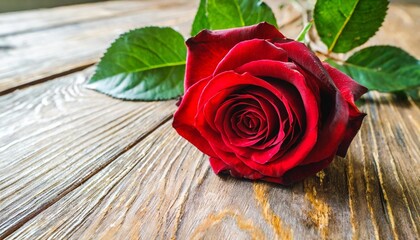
[0,0,186,37]
[0,0,196,94]
[346,93,420,239]
[3,121,209,240]
[5,94,419,239]
[0,67,177,238]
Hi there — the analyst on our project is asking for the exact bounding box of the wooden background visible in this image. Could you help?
[0,0,419,239]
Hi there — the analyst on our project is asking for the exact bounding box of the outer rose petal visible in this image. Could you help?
[172,77,216,157]
[299,90,349,165]
[336,107,366,156]
[185,22,285,90]
[323,63,368,101]
[211,156,265,181]
[213,39,288,75]
[323,63,367,156]
[280,156,334,184]
[274,40,336,92]
[209,157,229,174]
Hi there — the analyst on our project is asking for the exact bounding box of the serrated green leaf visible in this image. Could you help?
[327,46,420,92]
[191,0,210,36]
[314,0,388,53]
[87,27,186,101]
[191,0,277,34]
[296,21,313,43]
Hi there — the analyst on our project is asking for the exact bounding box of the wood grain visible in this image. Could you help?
[0,0,195,94]
[0,0,184,37]
[4,121,208,240]
[0,0,419,239]
[0,67,177,238]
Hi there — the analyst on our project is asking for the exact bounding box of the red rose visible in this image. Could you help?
[173,23,367,184]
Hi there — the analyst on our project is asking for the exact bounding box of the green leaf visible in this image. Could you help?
[296,21,313,43]
[327,46,420,92]
[404,88,420,100]
[314,0,388,53]
[191,0,210,36]
[87,27,186,101]
[191,0,277,35]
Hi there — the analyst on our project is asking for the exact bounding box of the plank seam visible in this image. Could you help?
[0,63,94,96]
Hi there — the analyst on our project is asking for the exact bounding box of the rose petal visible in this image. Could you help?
[235,60,319,176]
[323,63,367,156]
[185,22,285,90]
[274,40,336,93]
[214,39,288,75]
[209,157,229,174]
[203,88,239,131]
[336,106,366,156]
[265,79,306,158]
[229,168,265,180]
[217,96,283,164]
[211,147,258,177]
[216,99,265,146]
[299,62,368,163]
[244,88,286,144]
[299,92,348,165]
[172,77,216,157]
[280,156,334,184]
[266,78,305,128]
[217,98,266,145]
[232,110,268,141]
[323,63,368,101]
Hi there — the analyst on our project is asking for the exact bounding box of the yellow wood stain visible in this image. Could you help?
[346,150,360,240]
[316,170,326,185]
[304,183,330,240]
[190,209,265,240]
[253,183,293,240]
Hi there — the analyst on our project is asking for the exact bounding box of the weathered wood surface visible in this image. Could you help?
[0,0,183,37]
[0,68,177,237]
[0,0,195,95]
[0,1,419,239]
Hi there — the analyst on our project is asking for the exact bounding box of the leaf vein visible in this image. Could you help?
[328,0,361,52]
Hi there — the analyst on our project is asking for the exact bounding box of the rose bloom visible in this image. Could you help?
[173,23,367,184]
